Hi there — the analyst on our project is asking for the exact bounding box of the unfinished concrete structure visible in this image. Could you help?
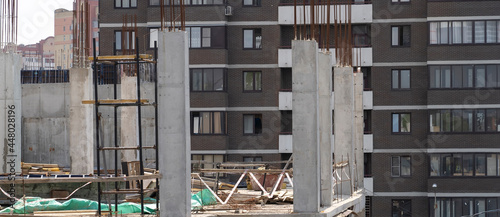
[120,76,139,163]
[0,53,22,174]
[69,68,94,174]
[158,30,191,217]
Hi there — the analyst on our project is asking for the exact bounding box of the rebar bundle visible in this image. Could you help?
[0,0,17,52]
[160,0,186,32]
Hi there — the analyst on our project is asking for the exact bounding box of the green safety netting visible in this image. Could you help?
[0,189,216,214]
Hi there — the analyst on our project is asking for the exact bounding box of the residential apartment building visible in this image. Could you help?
[54,8,74,69]
[99,1,500,216]
[17,36,55,70]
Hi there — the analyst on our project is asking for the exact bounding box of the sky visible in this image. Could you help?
[18,0,74,45]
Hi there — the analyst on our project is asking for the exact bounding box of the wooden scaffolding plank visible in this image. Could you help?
[88,54,153,62]
[0,174,161,184]
[82,99,149,105]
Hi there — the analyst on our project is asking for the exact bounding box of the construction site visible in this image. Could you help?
[0,0,368,216]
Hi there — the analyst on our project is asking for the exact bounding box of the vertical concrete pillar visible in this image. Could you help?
[333,67,354,198]
[0,53,22,175]
[318,52,333,207]
[69,68,95,175]
[292,40,321,213]
[158,30,191,217]
[354,72,364,191]
[120,76,138,163]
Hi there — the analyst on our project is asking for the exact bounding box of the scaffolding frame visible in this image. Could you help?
[91,38,159,216]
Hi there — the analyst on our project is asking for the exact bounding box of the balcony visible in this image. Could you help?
[279,134,373,153]
[279,90,373,110]
[278,4,372,25]
[364,177,373,196]
[278,48,373,68]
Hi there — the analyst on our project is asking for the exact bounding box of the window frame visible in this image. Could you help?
[243,114,263,135]
[392,113,411,134]
[392,199,412,217]
[148,0,225,6]
[429,109,500,134]
[191,111,226,135]
[115,0,138,9]
[429,64,500,90]
[429,20,500,45]
[391,25,411,47]
[429,153,500,178]
[392,69,411,90]
[391,156,411,177]
[243,71,262,92]
[114,30,136,51]
[243,28,262,50]
[190,68,227,92]
[391,0,410,3]
[242,0,261,7]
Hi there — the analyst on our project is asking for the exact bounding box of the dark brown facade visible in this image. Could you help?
[99,0,500,216]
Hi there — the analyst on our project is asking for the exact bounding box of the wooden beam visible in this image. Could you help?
[88,54,153,61]
[0,174,161,184]
[82,99,149,105]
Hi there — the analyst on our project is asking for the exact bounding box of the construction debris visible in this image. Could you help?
[21,163,68,176]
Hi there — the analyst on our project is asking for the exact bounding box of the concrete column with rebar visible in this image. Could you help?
[354,72,364,192]
[333,67,354,199]
[69,67,94,175]
[158,30,191,217]
[319,52,333,207]
[292,40,321,213]
[0,53,22,174]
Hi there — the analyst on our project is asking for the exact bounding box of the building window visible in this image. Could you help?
[191,69,225,92]
[431,198,500,217]
[243,114,262,134]
[392,199,411,217]
[430,153,500,177]
[429,65,500,89]
[392,69,411,89]
[352,25,371,47]
[364,153,372,177]
[391,156,411,177]
[149,27,225,49]
[392,0,409,2]
[149,0,224,6]
[392,113,411,133]
[192,112,225,135]
[280,111,292,134]
[391,25,411,47]
[192,154,224,177]
[115,31,135,51]
[243,71,262,92]
[430,20,500,45]
[430,109,500,133]
[243,29,262,49]
[93,21,98,28]
[63,26,65,32]
[116,0,137,8]
[243,0,261,6]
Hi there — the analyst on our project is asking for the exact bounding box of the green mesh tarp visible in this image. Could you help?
[0,190,217,214]
[0,197,156,214]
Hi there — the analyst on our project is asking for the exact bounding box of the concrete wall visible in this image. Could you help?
[21,82,157,169]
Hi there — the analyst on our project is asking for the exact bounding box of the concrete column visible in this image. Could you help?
[292,40,321,213]
[120,76,138,163]
[0,53,22,175]
[158,30,191,217]
[318,52,333,207]
[333,67,354,198]
[69,68,94,175]
[354,72,364,191]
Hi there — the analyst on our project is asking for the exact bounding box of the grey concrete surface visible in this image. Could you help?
[354,72,364,192]
[120,76,138,163]
[333,67,354,197]
[0,53,22,174]
[69,68,94,175]
[318,52,333,207]
[292,40,321,213]
[158,30,191,217]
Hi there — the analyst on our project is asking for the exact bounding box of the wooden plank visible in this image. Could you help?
[82,99,149,105]
[0,174,161,184]
[88,54,153,61]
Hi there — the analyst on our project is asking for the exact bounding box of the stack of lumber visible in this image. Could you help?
[21,162,68,176]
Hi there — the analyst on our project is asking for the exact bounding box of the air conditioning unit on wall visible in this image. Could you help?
[225,6,233,16]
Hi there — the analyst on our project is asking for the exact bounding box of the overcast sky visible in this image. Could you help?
[18,0,74,45]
